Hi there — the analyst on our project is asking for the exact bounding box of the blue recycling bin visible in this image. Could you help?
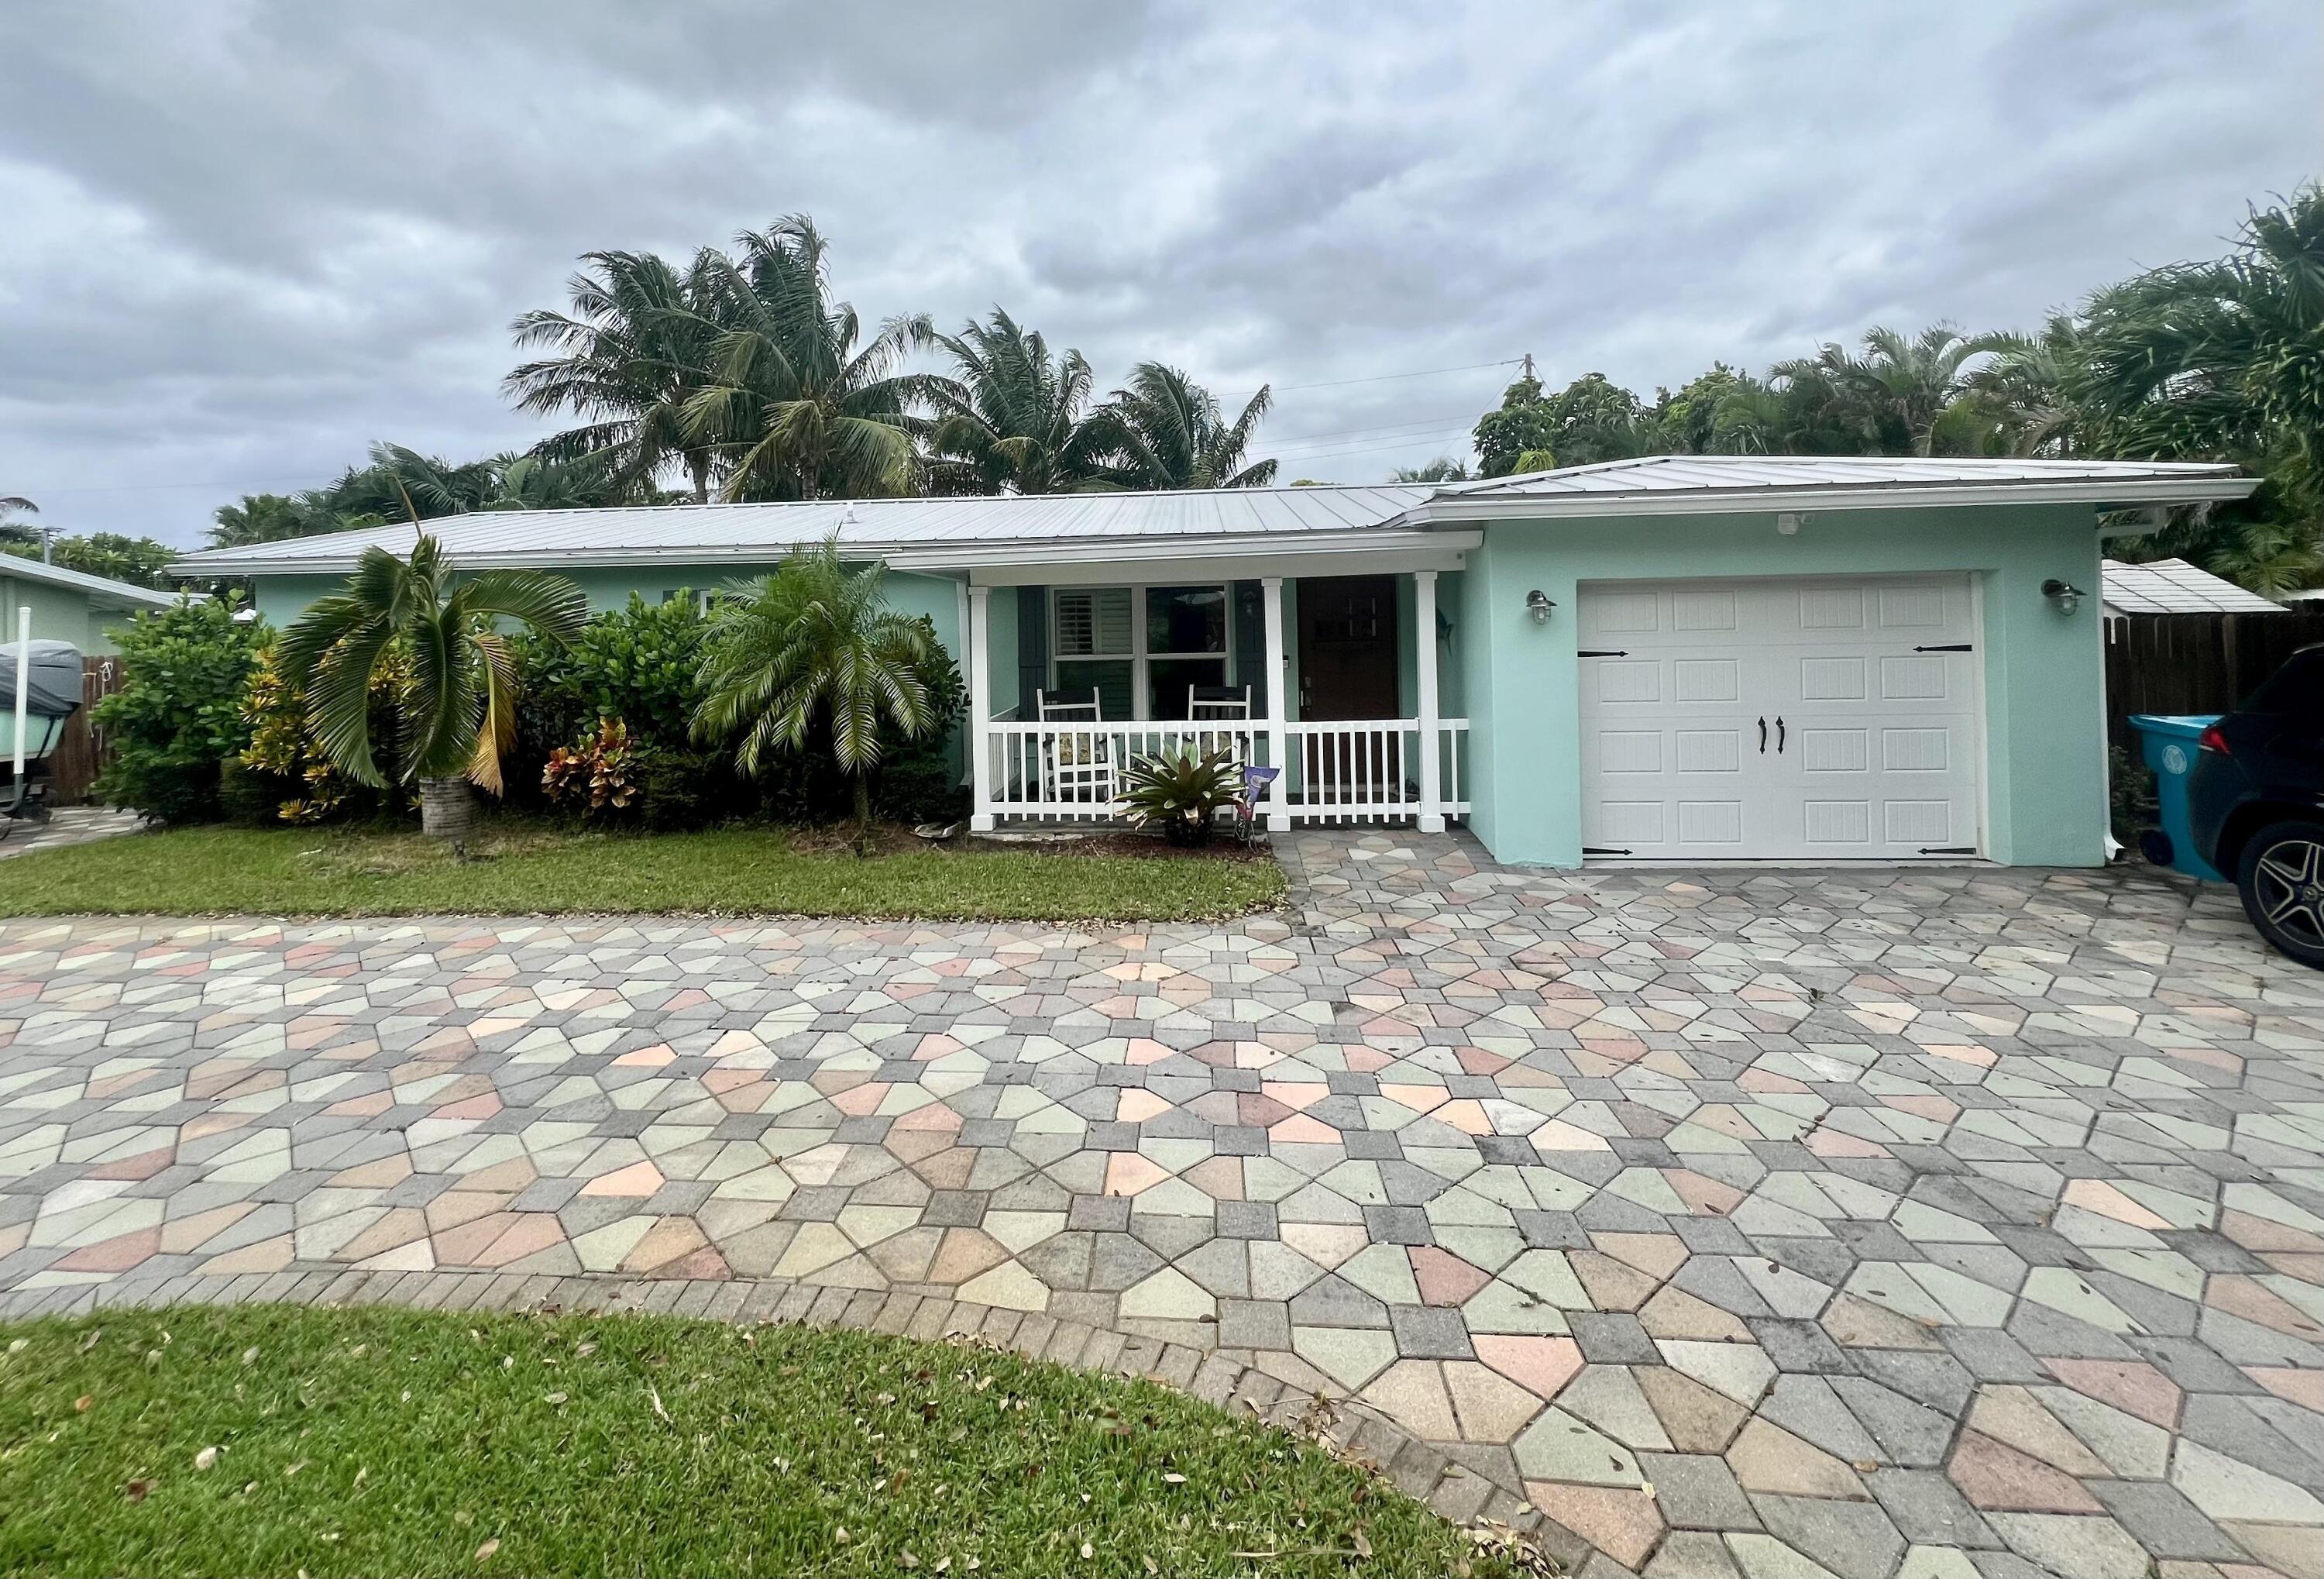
[2129,714,2226,881]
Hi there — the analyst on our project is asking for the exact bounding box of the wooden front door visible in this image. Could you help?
[1297,576,1400,719]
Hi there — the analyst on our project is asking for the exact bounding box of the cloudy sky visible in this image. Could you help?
[2,1,2315,546]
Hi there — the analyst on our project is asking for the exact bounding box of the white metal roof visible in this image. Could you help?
[1415,454,2256,520]
[174,485,1435,575]
[0,552,188,610]
[2100,557,2288,616]
[171,455,2257,576]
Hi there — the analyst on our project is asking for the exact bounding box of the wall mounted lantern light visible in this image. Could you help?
[2040,578,2085,616]
[1525,590,1557,624]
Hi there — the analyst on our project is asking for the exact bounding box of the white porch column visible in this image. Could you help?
[1414,569,1444,833]
[967,583,996,831]
[1260,576,1290,831]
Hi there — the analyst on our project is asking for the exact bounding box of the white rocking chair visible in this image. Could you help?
[1037,690,1115,810]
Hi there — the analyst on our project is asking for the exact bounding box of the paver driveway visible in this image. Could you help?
[6,831,2324,1579]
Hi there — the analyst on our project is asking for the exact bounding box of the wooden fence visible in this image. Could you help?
[42,657,129,804]
[2104,611,2324,756]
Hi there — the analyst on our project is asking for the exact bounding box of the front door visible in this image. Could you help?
[1298,576,1400,720]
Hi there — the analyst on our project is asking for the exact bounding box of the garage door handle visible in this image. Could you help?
[1776,717,1786,753]
[1757,717,1767,754]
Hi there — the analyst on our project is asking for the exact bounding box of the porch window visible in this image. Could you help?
[1049,584,1231,721]
[1144,585,1229,720]
[1051,587,1136,718]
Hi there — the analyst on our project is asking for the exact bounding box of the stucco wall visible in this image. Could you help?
[0,573,124,655]
[1457,503,2108,869]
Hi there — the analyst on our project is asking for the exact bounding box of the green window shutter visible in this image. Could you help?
[1232,580,1267,714]
[1016,585,1049,711]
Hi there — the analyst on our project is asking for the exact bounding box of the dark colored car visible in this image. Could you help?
[2189,644,2324,968]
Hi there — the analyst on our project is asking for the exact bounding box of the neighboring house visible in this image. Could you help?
[2100,557,2286,622]
[0,553,184,655]
[174,455,2254,869]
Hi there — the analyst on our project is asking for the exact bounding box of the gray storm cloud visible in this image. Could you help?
[0,0,2314,542]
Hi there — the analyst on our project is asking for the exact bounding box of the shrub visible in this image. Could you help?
[541,717,640,818]
[92,596,265,824]
[1120,744,1241,846]
[238,635,407,824]
[519,592,715,755]
[632,744,719,832]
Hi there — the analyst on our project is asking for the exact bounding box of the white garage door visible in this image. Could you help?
[1577,575,1982,860]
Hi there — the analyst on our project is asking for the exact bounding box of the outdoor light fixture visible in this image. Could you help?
[1776,512,1803,535]
[2041,578,2085,616]
[1525,590,1556,624]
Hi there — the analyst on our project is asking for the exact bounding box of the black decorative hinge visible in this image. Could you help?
[1917,845,1977,855]
[1577,649,1628,658]
[1582,845,1633,855]
[1913,644,1973,652]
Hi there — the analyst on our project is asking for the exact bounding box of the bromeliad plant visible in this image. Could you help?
[280,535,587,838]
[1119,744,1241,846]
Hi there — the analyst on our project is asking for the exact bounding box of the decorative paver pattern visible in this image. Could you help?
[5,830,2324,1579]
[0,806,141,860]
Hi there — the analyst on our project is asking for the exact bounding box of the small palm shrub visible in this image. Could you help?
[1120,744,1240,846]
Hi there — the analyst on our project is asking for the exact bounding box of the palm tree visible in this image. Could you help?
[920,309,1111,494]
[1390,457,1472,483]
[505,249,730,504]
[1770,325,2007,455]
[0,495,39,550]
[2072,188,2324,480]
[1968,316,2092,456]
[682,217,932,502]
[1094,363,1277,489]
[280,535,586,839]
[693,538,937,844]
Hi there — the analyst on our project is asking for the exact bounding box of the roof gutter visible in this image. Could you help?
[1408,474,2259,523]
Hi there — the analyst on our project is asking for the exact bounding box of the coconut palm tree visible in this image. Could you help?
[505,249,731,504]
[693,538,939,845]
[920,309,1111,494]
[280,535,587,839]
[1094,363,1277,489]
[682,216,933,502]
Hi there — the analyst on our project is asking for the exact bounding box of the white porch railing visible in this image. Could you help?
[981,717,1470,826]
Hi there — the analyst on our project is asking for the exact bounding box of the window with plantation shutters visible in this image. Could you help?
[1054,588,1133,658]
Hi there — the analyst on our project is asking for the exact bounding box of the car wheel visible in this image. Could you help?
[2236,818,2324,970]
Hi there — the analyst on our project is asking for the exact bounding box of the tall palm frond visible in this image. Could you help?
[679,216,934,503]
[1093,363,1277,490]
[918,309,1110,494]
[505,249,731,503]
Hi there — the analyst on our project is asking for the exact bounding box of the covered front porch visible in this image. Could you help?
[916,538,1477,834]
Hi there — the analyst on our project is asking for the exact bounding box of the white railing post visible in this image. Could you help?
[968,584,996,831]
[1260,576,1290,831]
[1414,569,1444,832]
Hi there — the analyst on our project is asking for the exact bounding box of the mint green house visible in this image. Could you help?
[177,456,2253,869]
[2,554,184,655]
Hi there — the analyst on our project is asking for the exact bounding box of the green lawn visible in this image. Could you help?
[0,1306,1504,1579]
[0,824,1284,923]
